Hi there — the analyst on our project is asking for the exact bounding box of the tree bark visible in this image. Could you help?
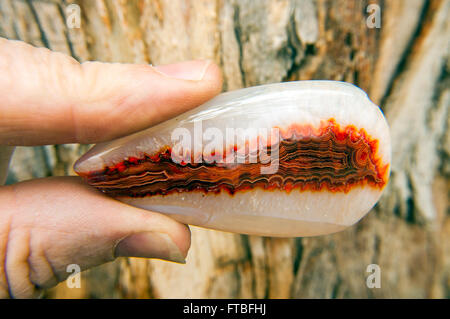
[0,0,448,298]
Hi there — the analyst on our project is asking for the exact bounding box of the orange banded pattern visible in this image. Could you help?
[79,119,389,197]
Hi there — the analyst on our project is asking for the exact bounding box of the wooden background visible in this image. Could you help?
[0,0,449,298]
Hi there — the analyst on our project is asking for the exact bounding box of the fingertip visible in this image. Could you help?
[152,59,223,96]
[169,222,191,261]
[200,60,224,96]
[110,207,192,263]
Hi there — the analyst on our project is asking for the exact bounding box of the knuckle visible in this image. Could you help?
[1,210,58,298]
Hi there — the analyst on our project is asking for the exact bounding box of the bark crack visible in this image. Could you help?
[26,0,50,49]
[57,1,79,61]
[379,0,431,109]
[232,4,246,87]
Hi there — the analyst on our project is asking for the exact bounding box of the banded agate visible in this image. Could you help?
[74,81,391,237]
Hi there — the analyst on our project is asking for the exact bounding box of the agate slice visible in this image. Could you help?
[74,81,391,237]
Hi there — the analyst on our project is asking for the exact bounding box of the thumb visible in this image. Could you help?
[0,177,190,298]
[0,37,223,146]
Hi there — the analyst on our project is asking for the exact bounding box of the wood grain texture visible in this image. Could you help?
[1,0,448,298]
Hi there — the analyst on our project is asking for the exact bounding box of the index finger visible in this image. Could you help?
[0,38,223,146]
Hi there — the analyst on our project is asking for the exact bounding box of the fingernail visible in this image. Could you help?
[153,59,212,81]
[114,232,186,263]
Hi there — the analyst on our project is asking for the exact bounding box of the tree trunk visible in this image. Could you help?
[1,0,448,298]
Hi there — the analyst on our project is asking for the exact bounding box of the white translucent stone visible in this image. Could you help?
[74,81,391,237]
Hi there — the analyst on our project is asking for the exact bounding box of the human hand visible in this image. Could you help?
[0,38,223,298]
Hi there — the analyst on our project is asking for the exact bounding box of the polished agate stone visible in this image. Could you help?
[74,81,391,237]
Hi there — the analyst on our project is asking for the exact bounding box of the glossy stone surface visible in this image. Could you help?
[74,81,391,237]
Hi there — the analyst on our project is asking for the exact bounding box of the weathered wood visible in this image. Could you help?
[1,0,448,298]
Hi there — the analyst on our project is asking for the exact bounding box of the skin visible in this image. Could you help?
[0,38,223,298]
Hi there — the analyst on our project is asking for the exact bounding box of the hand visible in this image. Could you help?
[0,38,223,298]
